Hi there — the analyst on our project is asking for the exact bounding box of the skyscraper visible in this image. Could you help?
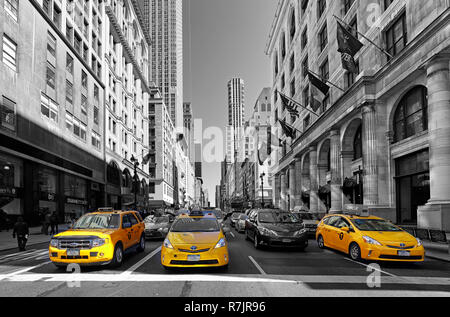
[139,0,183,132]
[226,78,245,162]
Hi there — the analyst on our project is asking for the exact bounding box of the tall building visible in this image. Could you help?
[226,78,245,163]
[139,0,183,132]
[104,0,151,210]
[0,0,107,225]
[183,102,194,164]
[266,0,450,231]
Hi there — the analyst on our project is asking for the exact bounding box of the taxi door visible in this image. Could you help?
[331,217,353,252]
[129,212,141,244]
[322,216,341,248]
[121,214,134,250]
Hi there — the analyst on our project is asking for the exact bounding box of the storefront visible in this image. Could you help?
[395,150,430,225]
[0,153,23,217]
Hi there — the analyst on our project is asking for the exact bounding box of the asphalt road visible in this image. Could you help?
[0,223,449,297]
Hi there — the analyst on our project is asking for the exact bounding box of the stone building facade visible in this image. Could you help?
[266,0,450,231]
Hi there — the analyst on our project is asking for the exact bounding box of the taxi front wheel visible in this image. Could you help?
[317,235,325,249]
[137,234,145,253]
[349,243,361,261]
[111,243,124,268]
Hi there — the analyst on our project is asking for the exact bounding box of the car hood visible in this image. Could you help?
[260,223,304,232]
[145,223,167,230]
[363,231,417,244]
[168,232,221,246]
[302,220,318,225]
[54,229,116,238]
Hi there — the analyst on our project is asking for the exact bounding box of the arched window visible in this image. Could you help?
[107,162,120,186]
[394,86,428,143]
[353,125,362,160]
[274,51,279,77]
[280,32,286,60]
[122,169,132,188]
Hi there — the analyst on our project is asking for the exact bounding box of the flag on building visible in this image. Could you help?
[336,21,363,73]
[278,91,300,118]
[142,153,151,165]
[279,119,297,140]
[258,141,269,166]
[307,70,330,113]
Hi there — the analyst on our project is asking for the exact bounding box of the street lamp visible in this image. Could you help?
[260,172,265,208]
[130,154,150,210]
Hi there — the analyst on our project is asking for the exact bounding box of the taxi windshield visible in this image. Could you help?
[259,212,301,224]
[73,214,120,229]
[351,219,402,232]
[171,218,220,233]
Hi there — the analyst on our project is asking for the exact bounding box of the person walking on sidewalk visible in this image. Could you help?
[12,217,29,251]
[50,211,58,235]
[43,211,51,235]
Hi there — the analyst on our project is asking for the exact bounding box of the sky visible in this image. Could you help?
[183,0,279,205]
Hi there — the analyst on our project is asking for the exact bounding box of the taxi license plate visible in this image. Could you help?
[282,239,292,243]
[67,249,80,256]
[398,250,410,257]
[187,255,201,262]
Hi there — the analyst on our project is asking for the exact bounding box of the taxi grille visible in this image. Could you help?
[60,255,89,260]
[178,248,210,254]
[379,255,423,260]
[386,245,415,250]
[58,240,92,250]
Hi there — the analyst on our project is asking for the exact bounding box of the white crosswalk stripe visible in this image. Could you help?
[0,250,48,263]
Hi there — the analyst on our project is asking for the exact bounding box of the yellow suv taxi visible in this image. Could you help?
[316,214,425,262]
[161,210,230,269]
[49,208,145,268]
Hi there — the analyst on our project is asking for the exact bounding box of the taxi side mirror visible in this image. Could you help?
[341,227,354,233]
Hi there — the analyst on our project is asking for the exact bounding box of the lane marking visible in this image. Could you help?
[0,249,39,261]
[0,261,52,281]
[121,246,162,275]
[248,256,266,275]
[229,232,235,238]
[344,258,397,278]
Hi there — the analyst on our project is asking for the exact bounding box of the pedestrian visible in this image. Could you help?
[50,211,58,235]
[12,217,29,251]
[44,210,51,235]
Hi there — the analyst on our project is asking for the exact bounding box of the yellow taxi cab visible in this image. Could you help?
[316,213,425,262]
[161,210,230,269]
[49,208,145,268]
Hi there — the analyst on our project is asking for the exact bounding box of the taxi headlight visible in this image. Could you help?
[215,238,226,249]
[163,238,174,249]
[416,238,423,247]
[50,239,59,248]
[363,236,382,246]
[92,238,106,247]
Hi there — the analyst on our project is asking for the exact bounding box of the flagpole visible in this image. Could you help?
[333,15,394,60]
[306,67,345,92]
[278,91,320,118]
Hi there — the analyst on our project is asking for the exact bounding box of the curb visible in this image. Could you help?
[425,253,450,263]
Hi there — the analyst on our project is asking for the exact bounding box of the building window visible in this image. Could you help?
[1,96,16,131]
[290,53,295,74]
[301,27,308,50]
[93,106,99,125]
[2,34,17,71]
[4,0,18,21]
[81,70,88,89]
[47,32,56,58]
[280,32,286,60]
[66,53,74,74]
[345,59,359,88]
[385,13,407,59]
[46,63,56,89]
[66,80,73,105]
[41,93,58,122]
[320,58,329,80]
[91,131,101,150]
[344,0,355,14]
[353,125,362,160]
[384,0,394,10]
[394,86,428,143]
[81,94,88,116]
[303,114,311,129]
[66,112,86,140]
[289,8,296,42]
[317,0,326,19]
[319,23,328,52]
[290,77,296,97]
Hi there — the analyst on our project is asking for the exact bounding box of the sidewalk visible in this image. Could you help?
[423,241,450,263]
[0,224,70,252]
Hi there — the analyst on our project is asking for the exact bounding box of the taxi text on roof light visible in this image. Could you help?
[189,210,205,217]
[97,207,114,212]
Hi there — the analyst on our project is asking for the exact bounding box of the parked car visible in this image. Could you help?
[144,215,172,240]
[245,209,308,250]
[235,214,248,233]
[292,212,320,238]
[230,212,243,228]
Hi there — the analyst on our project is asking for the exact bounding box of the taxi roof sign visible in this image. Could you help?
[97,207,114,212]
[342,204,370,217]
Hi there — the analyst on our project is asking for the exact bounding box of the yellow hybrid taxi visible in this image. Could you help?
[316,213,425,262]
[161,210,230,269]
[49,208,145,268]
